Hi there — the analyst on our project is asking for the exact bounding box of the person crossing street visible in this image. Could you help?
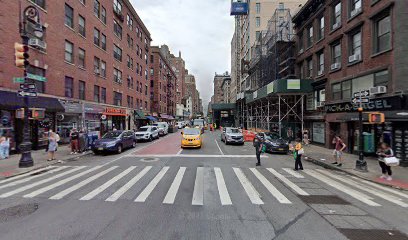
[253,135,265,166]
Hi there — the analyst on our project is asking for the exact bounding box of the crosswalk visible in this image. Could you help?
[0,165,407,209]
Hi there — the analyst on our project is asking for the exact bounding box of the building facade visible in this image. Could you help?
[0,0,151,150]
[213,72,230,104]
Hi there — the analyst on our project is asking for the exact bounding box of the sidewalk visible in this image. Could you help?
[303,144,408,191]
[0,145,91,179]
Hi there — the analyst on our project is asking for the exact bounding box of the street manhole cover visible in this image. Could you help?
[0,203,39,223]
[299,195,350,205]
[338,229,408,240]
[140,157,160,162]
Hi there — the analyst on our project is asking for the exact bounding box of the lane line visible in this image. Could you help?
[351,176,408,199]
[192,167,204,205]
[49,166,118,200]
[0,166,69,190]
[24,166,103,198]
[127,154,267,158]
[0,166,58,185]
[80,166,136,201]
[105,166,152,202]
[214,139,224,155]
[163,167,186,204]
[214,167,232,205]
[250,168,292,204]
[233,168,263,205]
[316,169,407,208]
[135,167,170,202]
[282,168,305,179]
[176,149,183,155]
[304,169,381,207]
[266,168,309,196]
[0,166,86,198]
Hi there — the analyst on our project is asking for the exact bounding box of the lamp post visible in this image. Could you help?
[18,5,43,168]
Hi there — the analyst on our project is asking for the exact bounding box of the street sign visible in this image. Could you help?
[18,91,37,97]
[352,97,369,104]
[353,90,370,98]
[13,77,25,83]
[27,73,47,82]
[20,83,36,90]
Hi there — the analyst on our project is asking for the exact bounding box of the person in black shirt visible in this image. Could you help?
[253,135,264,166]
[70,128,79,154]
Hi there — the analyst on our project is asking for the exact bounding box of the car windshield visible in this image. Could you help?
[264,133,282,141]
[193,120,204,126]
[183,128,200,135]
[102,131,121,139]
[226,128,240,133]
[138,127,149,132]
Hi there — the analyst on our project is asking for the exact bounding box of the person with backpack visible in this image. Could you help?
[253,135,265,166]
[294,138,304,171]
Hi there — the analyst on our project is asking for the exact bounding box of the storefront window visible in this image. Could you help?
[374,70,389,87]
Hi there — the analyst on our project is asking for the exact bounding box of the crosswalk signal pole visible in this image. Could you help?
[355,91,368,172]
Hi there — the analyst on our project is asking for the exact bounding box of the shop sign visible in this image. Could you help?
[267,82,274,94]
[326,96,402,113]
[104,107,127,116]
[59,100,83,114]
[84,104,104,114]
[287,79,301,90]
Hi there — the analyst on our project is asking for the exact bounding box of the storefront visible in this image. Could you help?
[134,110,148,130]
[57,100,83,144]
[102,107,127,131]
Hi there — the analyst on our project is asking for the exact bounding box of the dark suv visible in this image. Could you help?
[92,130,136,154]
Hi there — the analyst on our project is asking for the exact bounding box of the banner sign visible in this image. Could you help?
[326,96,403,113]
[230,2,248,15]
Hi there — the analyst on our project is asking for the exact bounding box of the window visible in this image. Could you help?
[136,81,139,92]
[113,0,122,14]
[256,17,260,27]
[349,0,362,18]
[113,20,122,39]
[94,57,100,74]
[150,68,154,76]
[342,80,351,99]
[332,42,341,64]
[30,0,46,9]
[307,58,313,77]
[65,76,74,98]
[94,28,100,46]
[101,7,106,24]
[127,14,133,30]
[127,76,134,88]
[350,30,362,59]
[100,60,106,77]
[127,55,133,69]
[94,0,100,17]
[332,83,341,100]
[318,16,324,40]
[145,69,148,80]
[307,25,313,47]
[65,4,74,28]
[145,85,148,95]
[374,70,389,87]
[256,31,261,41]
[332,2,341,29]
[136,63,139,74]
[256,3,260,14]
[79,80,85,100]
[94,85,100,102]
[113,91,122,106]
[298,32,304,53]
[127,96,133,108]
[373,14,391,54]
[78,15,86,37]
[101,87,106,103]
[101,33,106,50]
[113,68,122,84]
[65,41,74,63]
[78,48,85,68]
[113,44,122,61]
[318,51,324,74]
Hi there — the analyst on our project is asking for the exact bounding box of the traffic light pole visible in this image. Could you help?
[355,91,368,172]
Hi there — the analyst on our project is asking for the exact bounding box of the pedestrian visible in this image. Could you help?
[253,135,265,166]
[47,131,57,161]
[0,135,10,159]
[332,135,346,167]
[376,142,394,181]
[287,127,293,142]
[294,138,304,171]
[214,122,217,130]
[303,130,309,145]
[70,128,79,154]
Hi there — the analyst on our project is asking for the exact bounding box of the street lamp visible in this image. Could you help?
[18,5,43,168]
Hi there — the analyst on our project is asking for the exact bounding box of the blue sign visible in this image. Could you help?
[230,2,248,15]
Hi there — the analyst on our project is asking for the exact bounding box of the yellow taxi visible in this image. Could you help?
[181,127,202,148]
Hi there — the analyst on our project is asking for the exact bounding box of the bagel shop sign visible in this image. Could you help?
[325,96,403,113]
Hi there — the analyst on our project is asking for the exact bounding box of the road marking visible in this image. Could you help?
[135,167,170,202]
[80,166,137,201]
[163,167,186,204]
[316,169,408,208]
[49,166,118,200]
[24,166,103,198]
[304,169,381,207]
[192,167,204,205]
[250,168,291,204]
[267,168,309,196]
[128,154,267,158]
[106,166,152,202]
[0,166,86,198]
[0,166,58,185]
[351,176,408,199]
[0,166,69,190]
[176,149,182,155]
[233,168,263,205]
[214,167,232,205]
[282,168,305,178]
[214,139,224,155]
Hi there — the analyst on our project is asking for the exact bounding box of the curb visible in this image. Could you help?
[304,155,408,191]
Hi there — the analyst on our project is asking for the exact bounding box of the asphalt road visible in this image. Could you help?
[0,130,407,240]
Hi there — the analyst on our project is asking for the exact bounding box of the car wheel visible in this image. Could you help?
[149,136,153,142]
[93,150,98,155]
[117,145,122,154]
[225,140,229,145]
[132,141,136,148]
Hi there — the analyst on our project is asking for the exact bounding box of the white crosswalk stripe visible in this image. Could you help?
[282,168,304,178]
[267,168,309,196]
[80,166,137,201]
[351,176,408,199]
[0,166,58,185]
[192,167,204,205]
[163,167,186,204]
[250,168,291,204]
[135,167,169,202]
[233,168,263,205]
[214,167,232,205]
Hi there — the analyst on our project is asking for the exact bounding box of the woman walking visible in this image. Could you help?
[0,136,9,159]
[294,138,304,171]
[47,131,57,161]
[376,142,394,181]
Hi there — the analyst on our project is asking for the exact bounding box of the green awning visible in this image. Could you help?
[134,110,146,119]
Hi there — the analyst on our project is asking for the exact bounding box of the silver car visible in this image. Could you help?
[135,126,160,142]
[221,127,245,145]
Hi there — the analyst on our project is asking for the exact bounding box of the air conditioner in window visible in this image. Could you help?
[350,7,362,18]
[94,69,100,75]
[316,101,325,108]
[332,22,341,29]
[330,62,341,70]
[28,38,47,50]
[348,54,361,63]
[370,86,387,95]
[318,69,324,75]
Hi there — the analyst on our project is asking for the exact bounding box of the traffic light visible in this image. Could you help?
[368,113,385,123]
[14,42,29,68]
[31,109,45,119]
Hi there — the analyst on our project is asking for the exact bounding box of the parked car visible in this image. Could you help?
[181,127,202,148]
[192,119,205,134]
[153,122,169,136]
[176,121,185,129]
[256,132,289,153]
[135,126,159,142]
[92,130,136,154]
[221,127,244,145]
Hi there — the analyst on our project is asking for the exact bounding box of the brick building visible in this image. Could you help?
[294,0,408,164]
[184,73,201,118]
[0,0,151,150]
[213,72,230,104]
[149,46,177,119]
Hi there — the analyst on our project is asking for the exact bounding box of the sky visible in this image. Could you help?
[130,0,235,111]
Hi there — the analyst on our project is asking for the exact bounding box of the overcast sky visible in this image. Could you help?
[131,0,234,110]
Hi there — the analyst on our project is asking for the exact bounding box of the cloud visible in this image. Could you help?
[130,0,234,108]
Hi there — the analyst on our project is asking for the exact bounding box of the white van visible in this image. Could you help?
[153,122,169,136]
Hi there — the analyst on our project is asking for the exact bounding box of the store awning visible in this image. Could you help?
[160,114,170,119]
[0,90,64,112]
[146,116,157,121]
[134,110,146,120]
[168,115,175,120]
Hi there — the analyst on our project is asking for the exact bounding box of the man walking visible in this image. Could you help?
[254,135,264,166]
[332,135,346,167]
[70,128,79,154]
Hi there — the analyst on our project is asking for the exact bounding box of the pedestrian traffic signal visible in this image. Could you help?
[14,42,29,68]
[31,109,45,119]
[368,113,385,123]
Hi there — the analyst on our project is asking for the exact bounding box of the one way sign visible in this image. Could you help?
[353,90,370,98]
